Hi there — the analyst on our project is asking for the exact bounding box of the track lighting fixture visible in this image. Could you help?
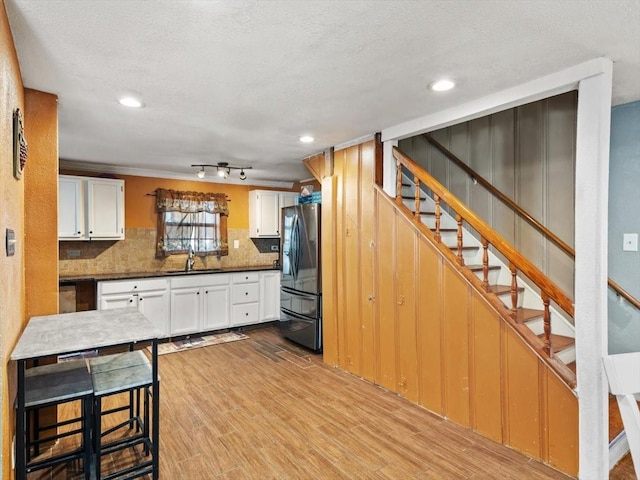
[191,162,252,181]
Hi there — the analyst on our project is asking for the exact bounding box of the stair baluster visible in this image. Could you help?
[542,293,552,356]
[510,264,518,318]
[414,176,421,221]
[395,161,403,205]
[434,194,441,242]
[456,215,464,265]
[482,238,489,292]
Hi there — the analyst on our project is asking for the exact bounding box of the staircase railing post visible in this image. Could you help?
[482,238,490,292]
[396,159,403,205]
[542,293,552,356]
[434,194,441,243]
[456,214,464,265]
[414,175,421,221]
[510,263,518,318]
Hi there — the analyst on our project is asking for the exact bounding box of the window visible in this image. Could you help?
[155,188,229,258]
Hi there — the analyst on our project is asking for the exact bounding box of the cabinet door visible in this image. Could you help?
[203,285,230,332]
[259,271,281,322]
[87,179,125,239]
[58,176,85,239]
[138,289,170,338]
[99,293,135,310]
[257,191,280,236]
[170,287,201,336]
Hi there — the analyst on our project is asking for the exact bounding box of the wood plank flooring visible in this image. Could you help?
[31,325,635,479]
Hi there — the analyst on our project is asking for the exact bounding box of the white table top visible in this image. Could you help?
[11,308,162,361]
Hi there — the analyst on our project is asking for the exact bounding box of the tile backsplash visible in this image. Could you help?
[59,228,279,276]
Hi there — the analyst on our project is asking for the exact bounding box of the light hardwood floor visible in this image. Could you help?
[32,324,635,479]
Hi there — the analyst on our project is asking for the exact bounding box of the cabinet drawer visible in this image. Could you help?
[232,283,259,304]
[231,302,259,326]
[99,278,168,294]
[171,273,229,289]
[232,272,259,284]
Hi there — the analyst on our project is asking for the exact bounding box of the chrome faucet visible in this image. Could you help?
[185,247,195,272]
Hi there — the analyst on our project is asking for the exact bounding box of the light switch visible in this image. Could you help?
[233,240,239,249]
[623,233,638,252]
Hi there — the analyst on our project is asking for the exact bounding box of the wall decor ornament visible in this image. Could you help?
[13,108,28,180]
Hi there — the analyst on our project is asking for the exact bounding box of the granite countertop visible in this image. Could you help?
[11,308,161,360]
[59,264,279,283]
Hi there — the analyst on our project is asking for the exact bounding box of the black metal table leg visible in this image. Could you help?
[152,339,159,479]
[16,359,26,480]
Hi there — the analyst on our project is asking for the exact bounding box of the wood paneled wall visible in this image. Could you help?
[399,92,577,298]
[321,139,578,477]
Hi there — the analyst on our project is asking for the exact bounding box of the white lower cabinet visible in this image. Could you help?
[97,278,170,337]
[98,270,280,338]
[203,285,231,331]
[260,271,281,322]
[169,287,202,336]
[169,274,231,336]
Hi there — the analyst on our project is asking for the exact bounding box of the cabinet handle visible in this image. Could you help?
[133,285,137,289]
[205,290,208,294]
[245,312,248,316]
[129,299,134,303]
[89,231,93,234]
[245,292,248,295]
[245,276,248,280]
[139,297,143,301]
[77,231,81,234]
[197,291,200,295]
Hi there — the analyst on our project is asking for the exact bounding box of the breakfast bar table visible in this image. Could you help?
[11,307,161,480]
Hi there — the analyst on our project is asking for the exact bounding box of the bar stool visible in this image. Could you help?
[20,359,93,479]
[90,350,155,479]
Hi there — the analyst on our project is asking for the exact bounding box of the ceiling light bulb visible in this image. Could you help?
[118,96,143,108]
[197,168,205,179]
[299,135,314,143]
[217,168,226,178]
[239,169,246,180]
[429,79,455,92]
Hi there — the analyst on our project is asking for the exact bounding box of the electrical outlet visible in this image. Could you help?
[623,233,638,252]
[270,245,279,252]
[233,240,239,249]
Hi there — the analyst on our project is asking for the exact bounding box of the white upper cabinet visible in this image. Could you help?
[87,178,124,239]
[249,189,298,238]
[58,175,125,241]
[58,176,85,239]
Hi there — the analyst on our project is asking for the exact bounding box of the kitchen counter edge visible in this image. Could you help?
[59,265,279,283]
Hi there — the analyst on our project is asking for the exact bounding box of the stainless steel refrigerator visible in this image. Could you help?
[279,203,321,351]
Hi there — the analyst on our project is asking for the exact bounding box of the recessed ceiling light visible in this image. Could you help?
[118,96,143,108]
[429,79,456,92]
[299,135,314,143]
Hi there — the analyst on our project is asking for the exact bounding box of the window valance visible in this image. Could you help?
[155,188,229,216]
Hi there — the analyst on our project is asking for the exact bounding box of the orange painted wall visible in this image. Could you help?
[24,89,59,319]
[0,2,25,478]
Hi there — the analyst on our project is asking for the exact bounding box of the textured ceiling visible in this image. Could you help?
[5,0,640,185]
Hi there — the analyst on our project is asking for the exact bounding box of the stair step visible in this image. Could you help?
[445,245,479,251]
[467,264,501,273]
[516,307,544,323]
[402,195,426,200]
[490,284,525,296]
[540,333,575,352]
[567,361,577,374]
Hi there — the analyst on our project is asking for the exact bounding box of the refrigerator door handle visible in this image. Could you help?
[281,286,318,301]
[292,213,300,281]
[281,307,314,322]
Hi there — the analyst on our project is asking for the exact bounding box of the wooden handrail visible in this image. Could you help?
[393,146,575,317]
[608,278,640,309]
[423,133,640,312]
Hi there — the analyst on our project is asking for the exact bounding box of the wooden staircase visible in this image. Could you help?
[395,151,577,388]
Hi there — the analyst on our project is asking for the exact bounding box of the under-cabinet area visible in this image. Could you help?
[96,270,280,338]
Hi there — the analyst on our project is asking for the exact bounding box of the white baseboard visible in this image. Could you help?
[609,430,630,470]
